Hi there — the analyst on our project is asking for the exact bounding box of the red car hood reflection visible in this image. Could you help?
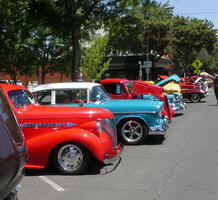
[15,104,112,120]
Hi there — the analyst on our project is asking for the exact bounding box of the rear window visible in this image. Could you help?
[0,88,23,144]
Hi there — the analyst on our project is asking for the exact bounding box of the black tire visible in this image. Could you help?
[190,93,201,103]
[118,118,148,145]
[51,143,90,175]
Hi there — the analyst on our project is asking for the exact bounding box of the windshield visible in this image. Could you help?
[125,81,133,93]
[90,86,111,103]
[8,89,38,108]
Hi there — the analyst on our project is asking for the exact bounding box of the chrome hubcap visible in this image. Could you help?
[122,120,143,142]
[57,144,83,172]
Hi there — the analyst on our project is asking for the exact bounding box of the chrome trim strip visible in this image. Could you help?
[113,111,156,115]
[20,122,76,128]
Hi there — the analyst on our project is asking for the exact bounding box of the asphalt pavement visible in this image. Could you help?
[18,89,218,200]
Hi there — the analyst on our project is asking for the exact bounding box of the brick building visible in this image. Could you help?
[0,69,71,87]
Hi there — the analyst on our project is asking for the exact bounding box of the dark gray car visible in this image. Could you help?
[0,87,28,200]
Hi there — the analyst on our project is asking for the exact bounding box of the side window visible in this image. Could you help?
[56,90,70,103]
[116,84,125,95]
[33,90,51,105]
[125,82,133,93]
[8,89,32,107]
[104,84,116,94]
[0,88,22,143]
[56,89,87,104]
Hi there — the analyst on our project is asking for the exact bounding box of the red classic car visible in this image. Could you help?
[0,84,123,175]
[180,81,208,102]
[159,75,208,103]
[99,78,174,121]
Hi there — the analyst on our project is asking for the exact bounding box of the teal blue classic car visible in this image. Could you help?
[30,82,169,145]
[156,75,186,112]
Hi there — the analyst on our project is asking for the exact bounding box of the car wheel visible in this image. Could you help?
[190,93,201,103]
[118,119,148,145]
[52,143,90,175]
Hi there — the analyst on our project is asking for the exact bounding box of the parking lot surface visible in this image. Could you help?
[19,90,218,200]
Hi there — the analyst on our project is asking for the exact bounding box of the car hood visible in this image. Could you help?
[82,99,163,113]
[132,80,163,97]
[15,104,113,120]
[142,94,159,100]
[156,74,181,87]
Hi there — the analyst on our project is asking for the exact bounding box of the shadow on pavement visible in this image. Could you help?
[185,100,206,104]
[25,158,122,177]
[145,135,165,145]
[173,113,184,117]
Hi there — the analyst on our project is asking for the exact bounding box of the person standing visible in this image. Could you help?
[213,74,218,104]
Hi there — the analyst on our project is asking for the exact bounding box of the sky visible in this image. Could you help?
[158,0,218,30]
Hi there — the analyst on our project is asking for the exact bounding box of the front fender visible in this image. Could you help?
[25,128,106,169]
[114,114,149,127]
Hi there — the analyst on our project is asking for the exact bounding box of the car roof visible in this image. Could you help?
[29,82,101,92]
[100,78,129,84]
[0,83,25,92]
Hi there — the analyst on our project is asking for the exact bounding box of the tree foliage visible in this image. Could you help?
[28,0,127,81]
[80,35,111,81]
[107,1,173,61]
[0,0,34,83]
[28,26,67,84]
[107,1,217,74]
[171,16,217,73]
[0,0,217,82]
[196,44,218,74]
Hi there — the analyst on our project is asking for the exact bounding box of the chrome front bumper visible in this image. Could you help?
[170,101,186,113]
[103,144,124,164]
[149,117,169,135]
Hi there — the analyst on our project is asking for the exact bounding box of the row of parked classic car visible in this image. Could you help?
[0,74,208,200]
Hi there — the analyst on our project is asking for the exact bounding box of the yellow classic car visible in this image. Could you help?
[162,82,181,93]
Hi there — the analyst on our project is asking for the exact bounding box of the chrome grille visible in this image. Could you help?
[165,96,171,116]
[101,118,117,150]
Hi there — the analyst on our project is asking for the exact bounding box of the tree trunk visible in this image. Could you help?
[25,74,28,87]
[10,65,17,84]
[41,65,45,84]
[71,28,80,81]
[36,66,40,84]
[60,72,64,82]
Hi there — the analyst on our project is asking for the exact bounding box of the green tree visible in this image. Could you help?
[0,1,34,83]
[28,26,66,84]
[200,43,218,74]
[28,0,127,81]
[107,1,173,62]
[80,35,111,81]
[49,42,72,82]
[171,16,217,74]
